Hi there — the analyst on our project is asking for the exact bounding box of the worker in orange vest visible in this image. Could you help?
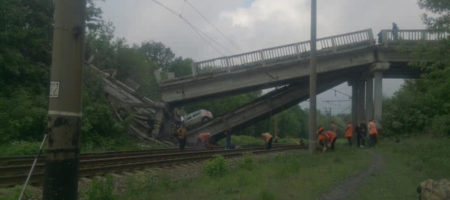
[261,132,273,150]
[324,130,337,150]
[177,124,187,150]
[344,122,353,146]
[317,127,327,152]
[197,132,212,149]
[368,120,378,147]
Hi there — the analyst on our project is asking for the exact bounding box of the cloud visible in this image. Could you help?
[98,0,425,60]
[98,0,423,113]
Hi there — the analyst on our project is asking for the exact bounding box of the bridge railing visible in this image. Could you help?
[380,29,448,46]
[193,29,375,75]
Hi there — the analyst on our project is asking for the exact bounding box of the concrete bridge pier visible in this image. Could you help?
[350,78,365,140]
[373,71,383,124]
[357,79,366,123]
[365,78,374,123]
[372,62,390,124]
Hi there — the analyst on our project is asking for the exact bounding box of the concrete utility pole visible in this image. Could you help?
[43,0,86,199]
[308,0,317,153]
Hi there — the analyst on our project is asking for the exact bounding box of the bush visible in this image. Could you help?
[0,141,41,156]
[203,155,229,177]
[83,175,116,200]
[429,115,450,136]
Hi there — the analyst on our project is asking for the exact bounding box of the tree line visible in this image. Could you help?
[0,0,312,152]
[382,0,450,137]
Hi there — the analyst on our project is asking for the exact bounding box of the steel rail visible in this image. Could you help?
[0,145,303,187]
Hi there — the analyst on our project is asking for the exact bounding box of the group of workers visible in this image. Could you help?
[318,120,379,152]
[175,123,214,150]
[175,123,275,150]
[177,120,378,152]
[345,120,379,147]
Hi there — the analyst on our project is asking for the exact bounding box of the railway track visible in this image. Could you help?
[0,144,303,188]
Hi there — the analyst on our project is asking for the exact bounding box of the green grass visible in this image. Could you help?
[82,145,370,200]
[0,185,39,200]
[350,136,450,200]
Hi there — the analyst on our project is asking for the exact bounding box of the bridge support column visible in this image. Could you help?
[351,81,357,130]
[350,80,364,130]
[365,78,374,122]
[351,79,365,144]
[373,71,383,124]
[371,62,389,124]
[357,79,366,123]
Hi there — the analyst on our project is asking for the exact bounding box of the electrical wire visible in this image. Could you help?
[151,0,227,56]
[331,88,352,98]
[185,0,241,51]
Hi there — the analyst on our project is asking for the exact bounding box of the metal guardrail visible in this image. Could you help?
[193,29,375,75]
[379,29,448,45]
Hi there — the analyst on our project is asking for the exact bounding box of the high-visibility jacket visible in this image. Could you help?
[318,127,325,134]
[368,121,378,135]
[344,124,353,138]
[318,134,326,142]
[197,132,211,144]
[325,131,337,141]
[261,133,273,144]
[177,126,187,139]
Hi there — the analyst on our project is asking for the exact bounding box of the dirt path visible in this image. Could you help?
[320,149,385,200]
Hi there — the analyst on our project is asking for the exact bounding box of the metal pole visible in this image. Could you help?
[308,0,317,153]
[42,0,85,199]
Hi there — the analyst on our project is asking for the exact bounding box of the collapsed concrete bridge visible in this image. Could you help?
[157,29,446,144]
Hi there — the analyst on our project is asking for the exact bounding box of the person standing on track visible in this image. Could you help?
[176,124,187,150]
[368,120,379,147]
[261,132,273,150]
[197,132,212,149]
[317,127,327,152]
[344,122,353,146]
[356,120,367,148]
[324,130,337,150]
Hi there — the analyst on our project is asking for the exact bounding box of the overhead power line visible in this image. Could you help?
[185,0,241,51]
[151,0,229,56]
[331,88,352,98]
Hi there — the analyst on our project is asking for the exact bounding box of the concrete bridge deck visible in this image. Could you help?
[160,29,446,106]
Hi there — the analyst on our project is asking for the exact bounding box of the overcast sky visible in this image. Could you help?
[98,0,426,114]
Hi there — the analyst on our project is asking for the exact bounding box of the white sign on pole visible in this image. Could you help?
[49,81,60,98]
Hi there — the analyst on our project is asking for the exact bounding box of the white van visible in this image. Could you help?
[182,109,214,128]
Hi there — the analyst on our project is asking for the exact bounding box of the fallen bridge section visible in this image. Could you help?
[185,70,352,145]
[87,65,177,146]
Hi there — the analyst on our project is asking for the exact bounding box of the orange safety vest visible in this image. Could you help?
[198,132,211,143]
[177,127,187,139]
[325,131,337,141]
[344,124,353,138]
[368,121,378,135]
[318,134,326,142]
[261,133,273,144]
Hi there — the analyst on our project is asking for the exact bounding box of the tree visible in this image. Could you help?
[418,0,450,32]
[382,0,450,136]
[0,0,53,142]
[169,57,193,77]
[139,41,175,70]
